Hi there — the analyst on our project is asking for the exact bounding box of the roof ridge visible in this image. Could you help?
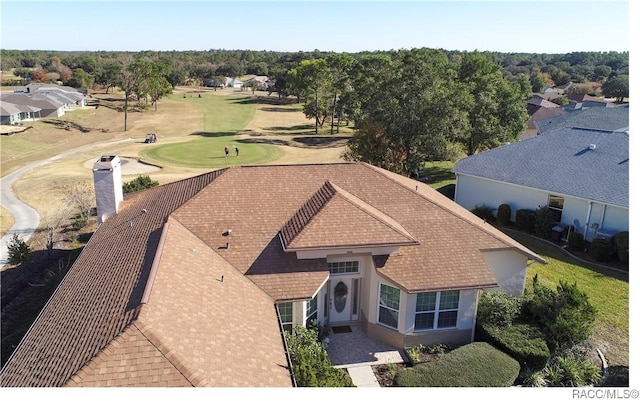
[133,321,206,386]
[279,181,336,247]
[329,182,418,243]
[360,162,545,263]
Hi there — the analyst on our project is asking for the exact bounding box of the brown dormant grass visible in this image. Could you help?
[4,87,351,223]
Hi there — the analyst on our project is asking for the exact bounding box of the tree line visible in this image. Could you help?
[0,48,628,173]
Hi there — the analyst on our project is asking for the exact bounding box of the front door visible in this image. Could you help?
[329,279,351,323]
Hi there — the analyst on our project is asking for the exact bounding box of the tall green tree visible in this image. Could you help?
[289,59,332,134]
[140,61,173,111]
[456,51,528,156]
[325,53,354,134]
[96,61,122,93]
[601,75,628,102]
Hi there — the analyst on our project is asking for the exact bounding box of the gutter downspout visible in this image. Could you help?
[584,201,593,239]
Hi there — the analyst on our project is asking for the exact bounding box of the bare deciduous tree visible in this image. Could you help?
[64,182,94,220]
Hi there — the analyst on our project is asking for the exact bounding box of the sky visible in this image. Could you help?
[0,0,632,54]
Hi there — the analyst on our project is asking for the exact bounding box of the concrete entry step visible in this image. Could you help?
[347,366,380,387]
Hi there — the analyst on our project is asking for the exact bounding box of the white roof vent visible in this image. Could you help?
[589,144,596,150]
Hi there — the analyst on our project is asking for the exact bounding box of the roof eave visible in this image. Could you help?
[282,240,420,253]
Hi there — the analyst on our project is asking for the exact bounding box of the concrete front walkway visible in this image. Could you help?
[325,323,406,387]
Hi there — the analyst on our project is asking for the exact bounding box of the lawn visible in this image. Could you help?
[503,229,629,367]
[421,160,456,198]
[140,93,284,168]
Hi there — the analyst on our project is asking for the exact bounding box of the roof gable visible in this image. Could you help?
[280,181,419,251]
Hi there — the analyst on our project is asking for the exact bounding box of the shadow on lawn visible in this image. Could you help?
[260,107,299,113]
[236,138,291,147]
[421,166,456,184]
[187,131,238,138]
[292,136,350,147]
[232,96,299,106]
[500,228,629,282]
[264,124,315,131]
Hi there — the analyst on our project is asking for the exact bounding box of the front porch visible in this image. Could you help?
[325,323,407,368]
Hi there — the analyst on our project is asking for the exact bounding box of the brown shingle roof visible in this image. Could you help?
[0,170,226,387]
[1,162,544,387]
[280,181,419,251]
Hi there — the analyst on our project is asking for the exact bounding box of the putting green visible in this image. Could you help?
[144,137,284,168]
[141,93,283,168]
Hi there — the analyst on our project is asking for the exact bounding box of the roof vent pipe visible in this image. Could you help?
[589,144,596,150]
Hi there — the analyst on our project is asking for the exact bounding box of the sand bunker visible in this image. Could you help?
[83,157,161,175]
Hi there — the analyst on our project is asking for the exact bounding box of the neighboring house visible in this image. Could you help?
[225,77,244,88]
[453,127,629,242]
[0,101,42,123]
[564,93,611,111]
[0,93,65,117]
[243,75,269,90]
[0,159,544,387]
[542,87,560,99]
[535,104,629,135]
[15,82,88,107]
[0,102,22,125]
[520,96,566,140]
[553,83,573,94]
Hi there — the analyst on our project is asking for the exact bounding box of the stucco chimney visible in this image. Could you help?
[93,155,123,224]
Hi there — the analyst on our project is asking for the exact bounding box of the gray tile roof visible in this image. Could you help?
[453,128,629,208]
[535,105,628,133]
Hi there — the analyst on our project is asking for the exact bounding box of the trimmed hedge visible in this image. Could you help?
[567,231,585,252]
[471,205,494,222]
[496,203,511,226]
[589,238,614,262]
[515,209,536,233]
[476,322,550,371]
[395,342,520,387]
[534,206,556,240]
[614,231,629,265]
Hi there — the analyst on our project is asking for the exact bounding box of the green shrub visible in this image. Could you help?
[476,322,550,371]
[395,342,520,387]
[534,206,557,240]
[515,209,536,233]
[496,203,511,226]
[471,204,494,222]
[542,351,601,387]
[476,290,521,327]
[71,217,88,230]
[567,231,585,252]
[589,238,614,262]
[7,234,30,265]
[122,175,159,194]
[404,343,452,365]
[614,231,629,264]
[285,325,354,387]
[522,276,596,352]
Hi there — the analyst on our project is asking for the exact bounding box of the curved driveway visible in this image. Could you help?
[0,138,134,267]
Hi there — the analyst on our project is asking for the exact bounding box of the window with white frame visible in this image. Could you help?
[548,195,564,223]
[378,284,400,329]
[414,290,460,331]
[305,295,318,326]
[277,302,293,333]
[328,261,359,274]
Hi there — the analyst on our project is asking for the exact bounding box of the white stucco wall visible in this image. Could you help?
[481,250,529,296]
[455,174,628,241]
[455,174,548,221]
